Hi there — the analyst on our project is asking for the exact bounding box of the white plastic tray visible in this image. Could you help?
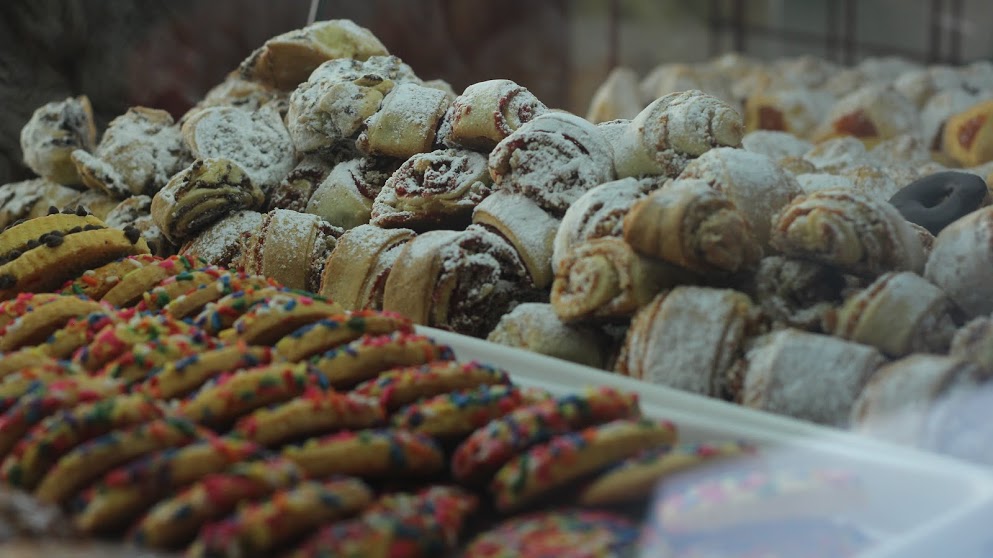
[419,326,993,558]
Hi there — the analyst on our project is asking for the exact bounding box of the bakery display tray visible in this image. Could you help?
[419,326,993,558]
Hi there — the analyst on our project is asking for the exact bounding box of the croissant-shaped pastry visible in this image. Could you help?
[238,19,389,90]
[179,210,263,268]
[677,147,802,249]
[616,286,758,398]
[770,188,926,277]
[305,157,401,230]
[370,149,492,230]
[924,206,993,318]
[623,178,761,274]
[550,238,692,323]
[356,83,450,159]
[320,224,415,311]
[19,96,97,186]
[238,209,342,292]
[437,79,547,152]
[473,191,560,289]
[487,303,607,369]
[489,112,616,215]
[942,98,993,167]
[586,67,643,124]
[813,84,920,144]
[151,158,265,244]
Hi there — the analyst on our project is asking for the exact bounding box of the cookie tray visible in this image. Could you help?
[419,326,993,558]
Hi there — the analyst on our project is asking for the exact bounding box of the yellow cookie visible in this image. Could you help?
[218,292,344,346]
[137,343,274,401]
[282,428,445,480]
[232,390,384,447]
[354,360,511,411]
[275,310,414,362]
[0,361,81,411]
[97,332,217,385]
[0,346,60,379]
[100,254,203,307]
[59,254,162,300]
[143,268,276,320]
[193,286,288,335]
[0,295,108,352]
[39,309,123,360]
[0,212,105,259]
[392,384,551,441]
[308,332,455,389]
[72,312,194,372]
[0,292,65,332]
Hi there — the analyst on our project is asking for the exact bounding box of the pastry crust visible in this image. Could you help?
[305,157,400,230]
[238,209,341,292]
[942,98,993,167]
[924,206,993,317]
[487,303,606,368]
[586,66,643,124]
[473,191,560,289]
[20,96,97,186]
[438,79,547,152]
[356,83,450,159]
[319,224,415,311]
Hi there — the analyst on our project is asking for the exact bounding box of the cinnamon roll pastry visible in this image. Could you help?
[178,210,263,268]
[71,107,189,199]
[677,147,802,249]
[181,104,295,195]
[489,112,616,215]
[319,224,415,311]
[747,256,849,332]
[287,56,420,154]
[770,188,926,277]
[20,96,97,186]
[371,149,492,230]
[924,206,993,318]
[151,158,265,244]
[487,303,607,369]
[550,238,691,323]
[813,84,920,144]
[382,224,533,338]
[473,191,560,289]
[181,72,285,124]
[616,286,758,398]
[305,156,400,230]
[950,317,993,373]
[0,180,81,230]
[941,98,993,167]
[552,177,655,274]
[623,178,761,274]
[238,209,342,292]
[266,156,336,213]
[437,79,547,152]
[828,271,955,358]
[238,19,389,90]
[743,87,834,139]
[356,83,451,159]
[737,329,885,427]
[104,196,174,257]
[586,67,643,124]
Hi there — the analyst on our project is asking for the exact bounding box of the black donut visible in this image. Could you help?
[889,171,987,235]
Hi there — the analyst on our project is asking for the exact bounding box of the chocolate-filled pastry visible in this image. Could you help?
[925,206,993,318]
[586,67,643,124]
[473,191,560,289]
[489,112,616,216]
[616,286,758,398]
[104,195,174,257]
[814,84,920,144]
[357,83,451,159]
[179,210,263,268]
[239,209,342,292]
[624,178,761,274]
[238,19,389,90]
[771,188,927,277]
[287,56,421,154]
[181,72,286,124]
[942,98,993,167]
[747,256,848,332]
[306,156,401,230]
[371,149,492,230]
[319,224,415,311]
[266,156,336,213]
[487,303,607,368]
[551,238,693,323]
[0,180,81,231]
[437,79,547,152]
[19,96,97,186]
[151,158,265,244]
[889,171,987,235]
[382,224,533,337]
[71,107,190,199]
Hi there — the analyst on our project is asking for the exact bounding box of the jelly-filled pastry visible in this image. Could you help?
[371,148,492,230]
[586,66,643,124]
[383,224,533,337]
[319,224,415,311]
[305,156,401,230]
[238,19,389,90]
[814,84,920,144]
[489,112,615,216]
[920,89,980,151]
[178,210,264,268]
[356,83,451,159]
[238,208,342,292]
[71,107,189,199]
[942,98,993,167]
[744,87,834,139]
[20,96,97,186]
[437,79,547,152]
[487,302,607,368]
[623,177,761,274]
[473,191,560,289]
[924,206,993,318]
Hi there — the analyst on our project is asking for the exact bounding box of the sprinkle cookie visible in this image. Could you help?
[274,309,413,362]
[59,254,161,301]
[137,343,273,401]
[100,254,203,307]
[97,331,216,384]
[282,428,445,479]
[217,292,344,346]
[393,384,551,441]
[39,309,122,359]
[462,509,640,558]
[308,332,455,389]
[0,295,107,352]
[194,286,307,335]
[354,360,511,412]
[232,389,385,447]
[0,292,65,332]
[72,312,194,372]
[0,362,81,411]
[138,265,229,313]
[0,346,60,379]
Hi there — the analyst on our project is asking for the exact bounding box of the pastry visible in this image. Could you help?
[104,195,174,257]
[0,180,82,231]
[744,87,834,139]
[462,509,639,558]
[950,317,993,373]
[740,130,814,161]
[281,428,445,479]
[137,344,273,401]
[305,156,401,230]
[921,88,980,150]
[97,332,216,385]
[71,107,189,199]
[814,84,920,144]
[193,286,289,335]
[489,112,615,215]
[73,312,193,372]
[357,82,451,159]
[218,291,344,346]
[100,254,202,308]
[473,191,560,289]
[941,98,993,167]
[371,148,492,230]
[237,208,342,292]
[639,63,734,107]
[747,256,848,332]
[19,96,96,186]
[178,210,263,268]
[267,156,336,213]
[924,206,993,317]
[353,360,511,412]
[616,286,759,398]
[802,136,871,173]
[319,224,415,311]
[623,177,762,274]
[181,71,285,123]
[37,309,123,360]
[438,79,547,152]
[0,295,107,353]
[585,66,643,124]
[233,390,383,447]
[487,303,607,368]
[770,188,927,277]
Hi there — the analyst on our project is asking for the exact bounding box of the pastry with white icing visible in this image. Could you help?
[586,67,643,124]
[473,191,560,289]
[356,83,451,159]
[437,79,547,152]
[20,96,96,186]
[305,157,400,230]
[179,210,264,268]
[924,206,993,318]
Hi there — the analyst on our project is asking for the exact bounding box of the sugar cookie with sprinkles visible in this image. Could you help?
[137,265,229,313]
[578,441,758,506]
[59,254,161,301]
[0,292,66,332]
[491,418,679,512]
[193,286,295,335]
[0,346,60,378]
[99,254,203,307]
[72,435,264,534]
[452,386,642,484]
[72,312,194,372]
[0,361,82,411]
[187,477,374,558]
[34,416,205,505]
[462,509,640,558]
[307,332,455,389]
[281,428,445,479]
[39,308,123,359]
[392,384,552,441]
[218,291,345,346]
[274,309,413,362]
[354,360,511,412]
[131,457,304,549]
[137,343,273,401]
[1,393,161,490]
[0,295,108,352]
[97,330,217,384]
[232,390,385,447]
[163,273,279,321]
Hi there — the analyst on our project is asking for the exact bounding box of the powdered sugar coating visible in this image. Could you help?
[487,303,606,368]
[180,210,263,267]
[819,83,920,140]
[439,79,548,152]
[741,130,813,161]
[633,90,743,161]
[924,206,993,318]
[803,136,870,172]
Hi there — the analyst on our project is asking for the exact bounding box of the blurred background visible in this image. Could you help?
[1,0,991,185]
